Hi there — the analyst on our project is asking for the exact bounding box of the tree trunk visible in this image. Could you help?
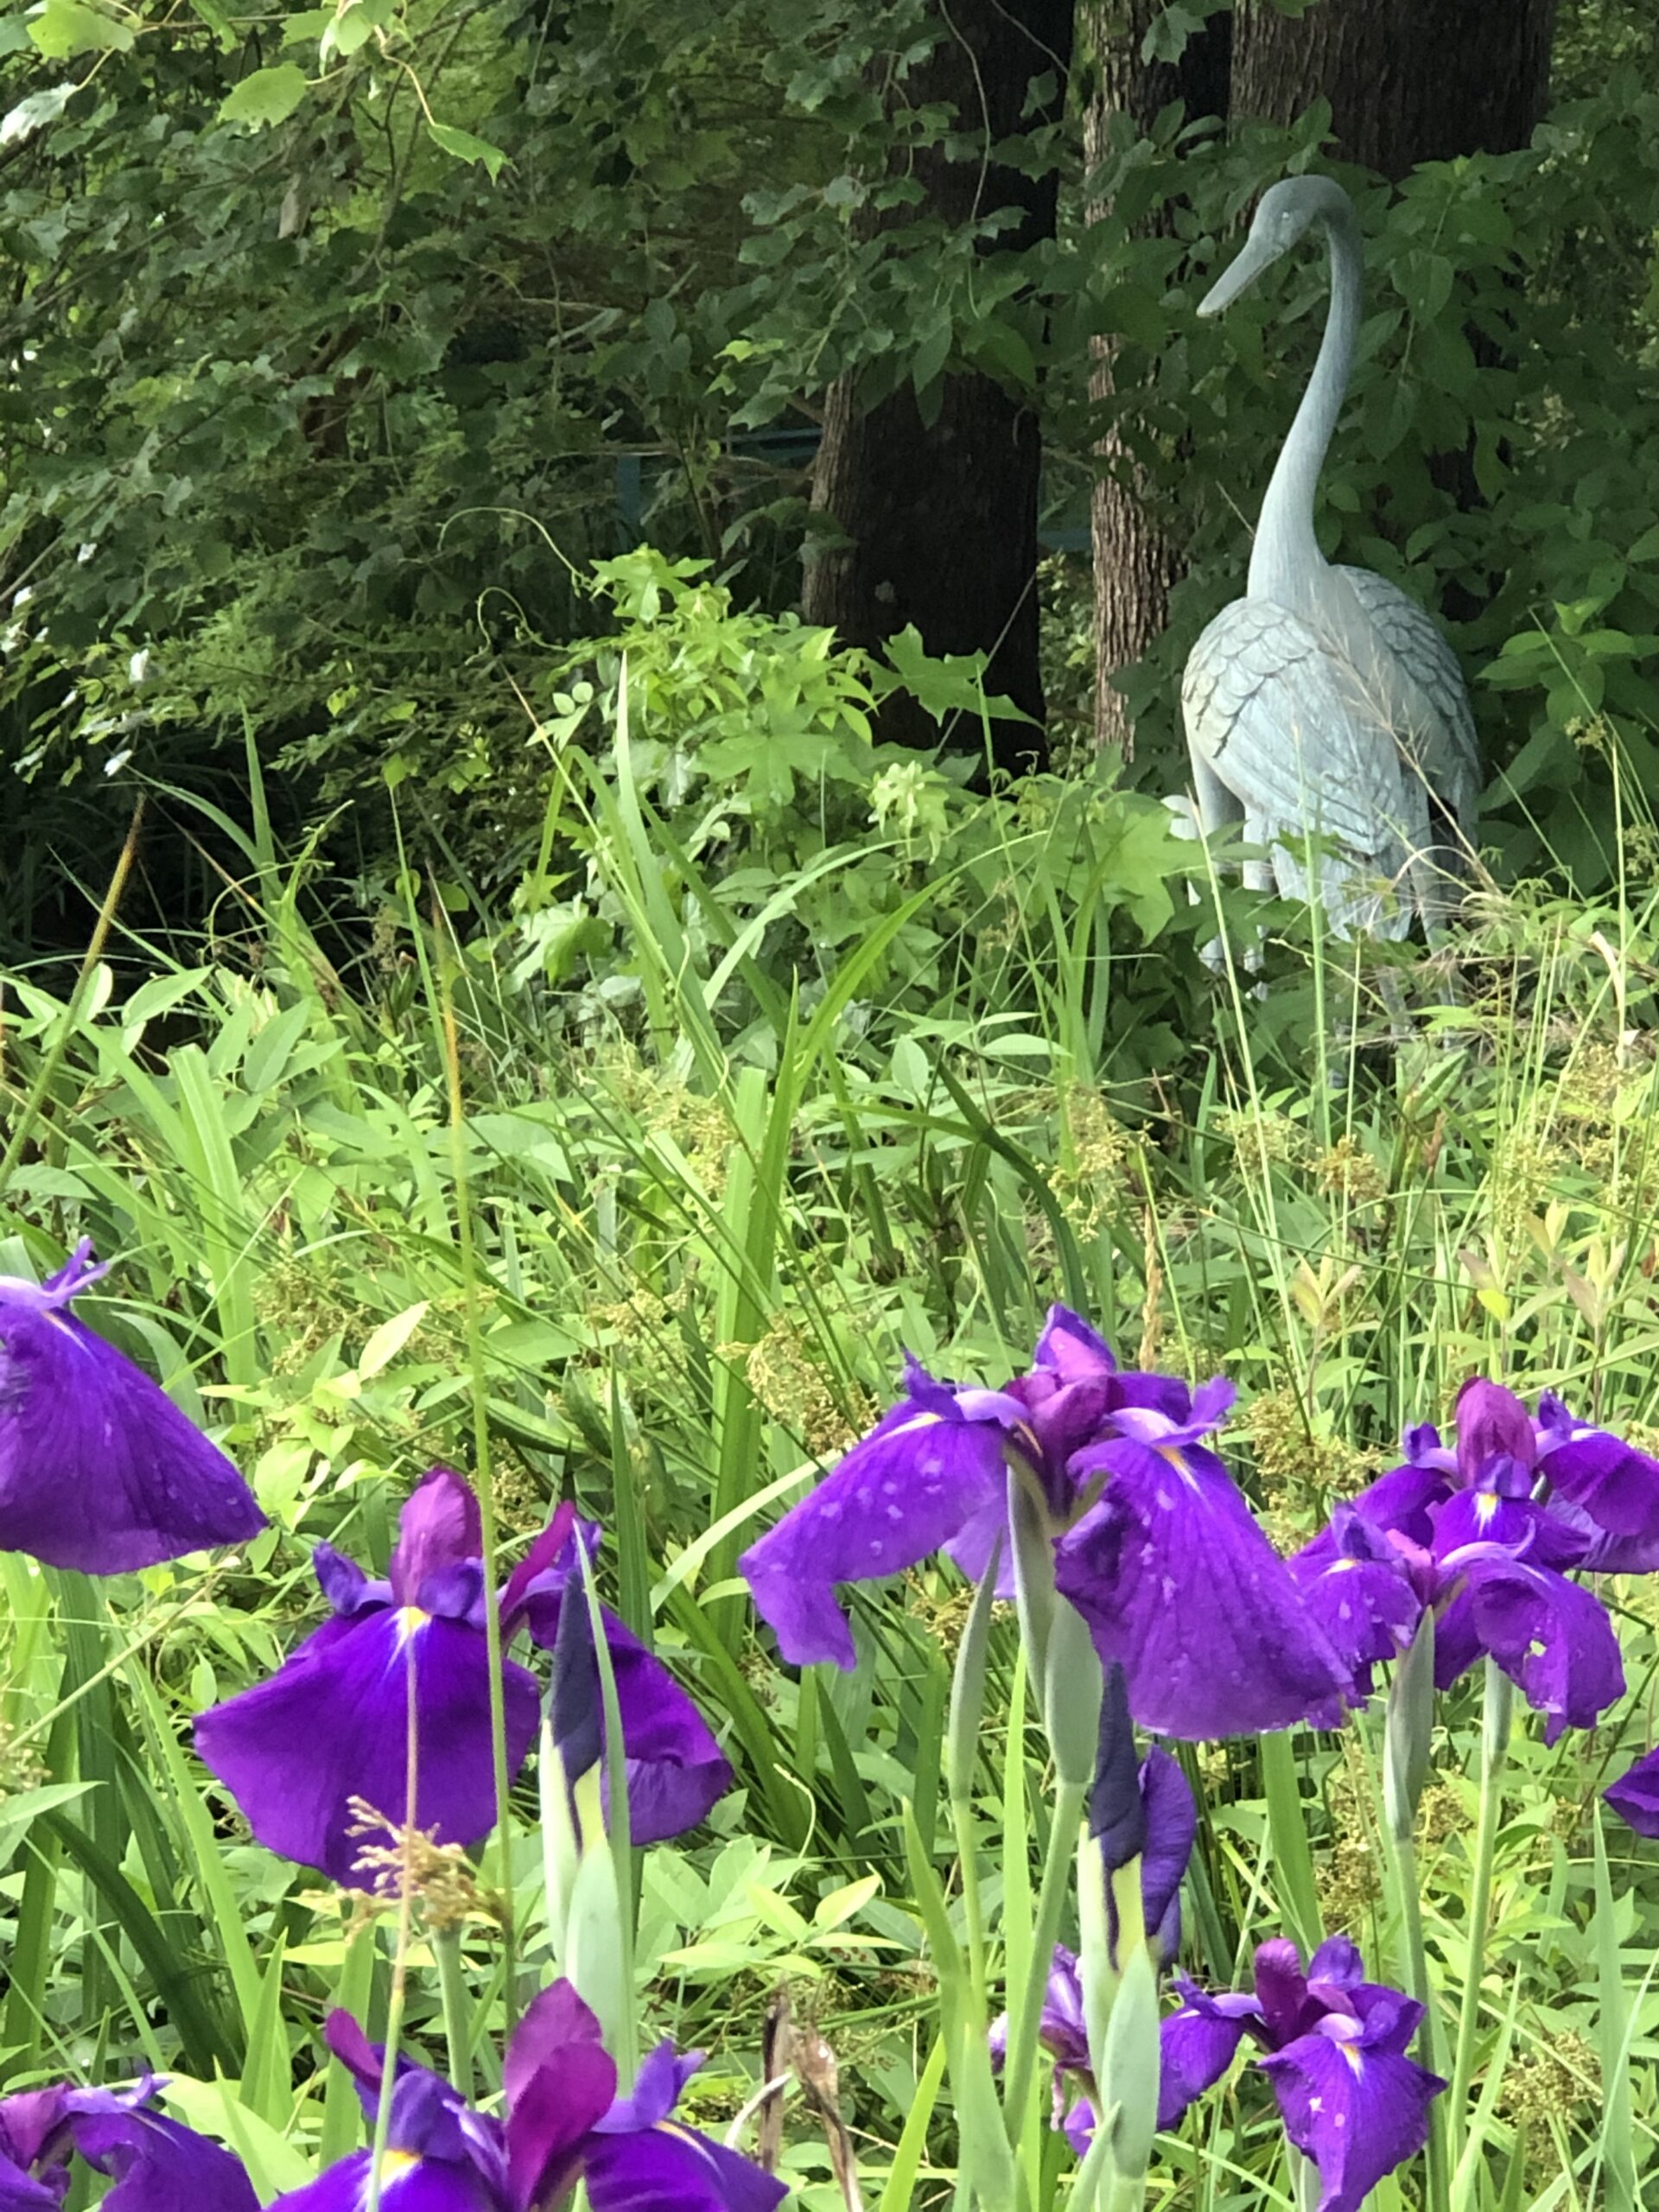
[1230,0,1557,177]
[1232,0,1559,606]
[802,0,1074,778]
[1084,2,1231,753]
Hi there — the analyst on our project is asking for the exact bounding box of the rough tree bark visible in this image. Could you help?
[1083,2,1230,753]
[802,0,1074,776]
[1230,0,1557,177]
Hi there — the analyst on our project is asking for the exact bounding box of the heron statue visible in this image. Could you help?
[1180,175,1481,939]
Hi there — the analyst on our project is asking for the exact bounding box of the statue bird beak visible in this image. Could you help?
[1198,235,1279,317]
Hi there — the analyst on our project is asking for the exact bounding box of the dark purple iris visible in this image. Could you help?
[0,1241,264,1573]
[270,1984,786,2212]
[503,1521,732,1847]
[194,1475,730,1885]
[1605,1745,1659,1837]
[741,1306,1347,1739]
[1055,1379,1349,1738]
[0,2075,257,2211]
[1160,1938,1446,2212]
[1291,1379,1629,1739]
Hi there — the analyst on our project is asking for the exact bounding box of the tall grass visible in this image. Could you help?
[2,693,1658,2207]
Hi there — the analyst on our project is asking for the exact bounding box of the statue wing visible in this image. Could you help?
[1336,566,1483,842]
[1182,596,1433,938]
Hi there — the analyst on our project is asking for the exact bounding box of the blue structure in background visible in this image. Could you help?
[612,424,1090,554]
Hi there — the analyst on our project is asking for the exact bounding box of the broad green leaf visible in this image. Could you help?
[219,64,308,126]
[428,122,510,180]
[29,0,132,57]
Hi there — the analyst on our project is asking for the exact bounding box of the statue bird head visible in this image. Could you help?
[1198,175,1357,317]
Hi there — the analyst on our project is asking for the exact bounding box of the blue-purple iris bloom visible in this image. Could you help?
[271,1984,786,2212]
[1160,1938,1446,2212]
[504,1517,733,1846]
[0,2075,257,2211]
[194,1477,729,1885]
[741,1306,1347,1739]
[0,1241,264,1573]
[1605,1745,1659,1838]
[1291,1379,1630,1738]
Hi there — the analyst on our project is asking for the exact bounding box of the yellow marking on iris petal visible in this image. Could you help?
[1474,1492,1501,1527]
[395,1605,429,1645]
[655,2121,700,2146]
[1340,2043,1366,2077]
[360,2149,421,2204]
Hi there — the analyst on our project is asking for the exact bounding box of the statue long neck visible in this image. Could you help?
[1247,210,1363,613]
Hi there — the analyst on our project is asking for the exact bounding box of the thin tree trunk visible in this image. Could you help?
[1230,0,1557,178]
[802,0,1074,777]
[1084,2,1230,753]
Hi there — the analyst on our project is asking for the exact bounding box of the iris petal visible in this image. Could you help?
[0,1258,264,1573]
[1056,1442,1348,1738]
[1157,1986,1259,2131]
[1605,1745,1659,1838]
[1260,2029,1444,2212]
[740,1376,1015,1669]
[65,2107,258,2212]
[1458,1554,1624,1743]
[271,2150,499,2211]
[194,1606,538,1884]
[584,2124,786,2212]
[520,1588,732,1843]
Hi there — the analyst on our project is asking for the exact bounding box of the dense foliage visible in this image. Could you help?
[5,0,1659,2207]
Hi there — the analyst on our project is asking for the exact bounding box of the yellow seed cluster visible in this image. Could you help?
[1497,2031,1599,2127]
[736,1315,873,1462]
[1317,1754,1382,1930]
[1052,1086,1131,1236]
[1313,1135,1389,1211]
[345,1798,497,1932]
[0,1721,46,1796]
[1414,1783,1465,1848]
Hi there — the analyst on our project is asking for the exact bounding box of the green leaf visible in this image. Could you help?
[28,0,132,58]
[219,65,309,128]
[1,81,77,143]
[428,122,510,181]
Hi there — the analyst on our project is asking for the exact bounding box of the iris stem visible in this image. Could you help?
[952,1796,987,2006]
[366,1631,421,2212]
[433,1923,474,2101]
[1449,1661,1512,2151]
[1001,1777,1087,2148]
[439,914,518,2027]
[1386,1818,1450,2212]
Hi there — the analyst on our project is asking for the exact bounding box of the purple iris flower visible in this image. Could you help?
[272,1985,786,2212]
[741,1305,1196,1668]
[1292,1390,1627,1741]
[1396,1377,1659,1568]
[1605,1745,1659,1837]
[1158,1938,1446,2212]
[0,1240,264,1573]
[741,1307,1344,1739]
[502,1522,733,1846]
[194,1467,542,1884]
[1055,1380,1350,1738]
[0,2075,257,2211]
[194,1478,730,1884]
